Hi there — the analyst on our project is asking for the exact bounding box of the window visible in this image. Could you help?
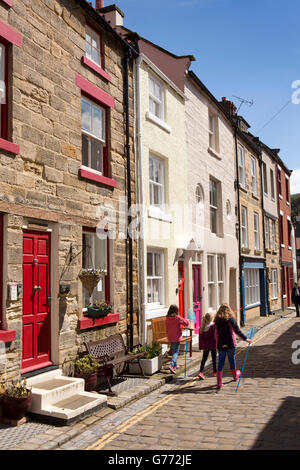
[286,176,290,203]
[270,169,275,200]
[238,146,245,188]
[272,219,276,251]
[241,206,248,248]
[208,113,218,152]
[85,25,101,67]
[278,168,282,196]
[244,268,260,307]
[149,74,164,120]
[288,219,292,247]
[81,96,106,174]
[147,249,164,306]
[271,269,278,299]
[209,178,218,234]
[251,156,257,196]
[0,41,7,139]
[279,214,283,245]
[265,217,270,250]
[207,254,225,310]
[149,154,165,210]
[82,230,108,308]
[262,162,268,195]
[254,212,260,250]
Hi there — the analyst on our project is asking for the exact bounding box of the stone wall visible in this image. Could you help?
[0,0,138,384]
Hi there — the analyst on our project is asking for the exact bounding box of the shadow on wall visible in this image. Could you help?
[251,396,300,450]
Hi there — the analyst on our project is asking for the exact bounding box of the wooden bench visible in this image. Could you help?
[151,317,194,357]
[84,333,145,393]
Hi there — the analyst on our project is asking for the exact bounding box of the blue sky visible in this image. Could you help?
[94,0,300,193]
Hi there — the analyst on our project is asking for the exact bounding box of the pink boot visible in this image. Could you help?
[217,371,223,389]
[231,369,241,381]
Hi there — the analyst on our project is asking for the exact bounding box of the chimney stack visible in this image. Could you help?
[98,4,124,27]
[219,97,237,117]
[95,0,105,9]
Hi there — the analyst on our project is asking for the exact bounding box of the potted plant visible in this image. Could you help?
[129,343,162,375]
[78,268,106,297]
[72,353,99,391]
[86,300,113,318]
[2,379,32,421]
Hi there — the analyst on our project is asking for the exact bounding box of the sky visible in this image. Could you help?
[93,0,300,193]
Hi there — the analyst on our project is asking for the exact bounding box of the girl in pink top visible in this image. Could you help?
[165,305,190,373]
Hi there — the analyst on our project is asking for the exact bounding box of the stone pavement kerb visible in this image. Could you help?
[4,308,296,451]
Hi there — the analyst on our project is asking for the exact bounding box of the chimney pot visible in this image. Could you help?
[219,97,237,117]
[95,0,104,10]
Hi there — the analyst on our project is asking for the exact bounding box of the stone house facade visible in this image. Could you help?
[0,0,138,385]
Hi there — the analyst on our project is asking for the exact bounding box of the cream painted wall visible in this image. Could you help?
[184,77,240,322]
[139,60,190,321]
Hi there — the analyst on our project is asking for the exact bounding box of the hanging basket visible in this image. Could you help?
[78,269,106,297]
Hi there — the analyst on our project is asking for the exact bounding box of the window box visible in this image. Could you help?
[78,312,119,330]
[86,306,111,318]
[0,330,16,342]
[79,167,117,188]
[254,250,262,256]
[241,247,251,254]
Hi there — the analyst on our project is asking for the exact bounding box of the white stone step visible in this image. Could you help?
[26,369,107,424]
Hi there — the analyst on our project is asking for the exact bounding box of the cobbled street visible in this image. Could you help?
[55,317,300,451]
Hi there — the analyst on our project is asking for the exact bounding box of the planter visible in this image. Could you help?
[2,391,32,420]
[74,372,97,392]
[86,307,111,318]
[129,355,162,376]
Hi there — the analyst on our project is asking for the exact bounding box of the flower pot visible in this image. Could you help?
[2,391,32,420]
[86,307,111,318]
[74,372,97,391]
[129,355,162,375]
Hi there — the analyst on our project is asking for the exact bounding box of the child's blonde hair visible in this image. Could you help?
[200,312,213,333]
[214,303,234,322]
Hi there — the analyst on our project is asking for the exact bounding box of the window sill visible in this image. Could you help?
[146,112,171,133]
[254,250,262,256]
[281,244,285,248]
[241,247,251,254]
[286,201,290,206]
[207,147,221,160]
[78,312,119,330]
[0,329,16,342]
[82,56,111,82]
[271,297,279,301]
[252,193,259,201]
[79,167,117,188]
[245,303,261,311]
[279,194,283,200]
[288,246,292,251]
[146,307,168,320]
[0,138,19,155]
[148,206,172,223]
[283,295,287,299]
[239,185,248,194]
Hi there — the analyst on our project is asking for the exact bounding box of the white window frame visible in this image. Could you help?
[270,168,275,200]
[244,268,260,308]
[82,230,108,309]
[271,269,278,299]
[85,25,101,67]
[147,249,165,309]
[149,74,164,121]
[238,146,246,188]
[262,162,268,195]
[241,206,248,248]
[208,113,219,152]
[81,96,106,174]
[251,156,257,196]
[265,217,270,250]
[209,178,218,235]
[254,212,260,250]
[207,254,225,311]
[272,219,276,251]
[149,154,165,211]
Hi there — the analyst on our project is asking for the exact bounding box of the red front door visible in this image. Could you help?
[178,261,185,318]
[22,231,52,373]
[0,215,3,330]
[192,264,202,335]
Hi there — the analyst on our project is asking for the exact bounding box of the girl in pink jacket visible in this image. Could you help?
[165,305,190,374]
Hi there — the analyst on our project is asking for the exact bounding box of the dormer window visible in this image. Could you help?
[86,25,101,67]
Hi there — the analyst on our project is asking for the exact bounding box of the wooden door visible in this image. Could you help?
[178,261,185,318]
[192,264,202,334]
[22,231,52,373]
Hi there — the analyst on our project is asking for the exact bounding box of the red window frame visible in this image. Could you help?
[0,214,3,329]
[0,39,8,141]
[82,226,110,305]
[83,23,111,82]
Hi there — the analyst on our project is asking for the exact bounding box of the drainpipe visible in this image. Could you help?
[234,123,244,326]
[135,54,147,344]
[124,48,134,351]
[257,141,269,316]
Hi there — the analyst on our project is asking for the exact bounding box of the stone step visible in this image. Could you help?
[26,369,107,425]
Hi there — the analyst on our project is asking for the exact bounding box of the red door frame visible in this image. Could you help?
[178,260,185,318]
[22,230,52,374]
[0,214,3,329]
[192,263,202,335]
